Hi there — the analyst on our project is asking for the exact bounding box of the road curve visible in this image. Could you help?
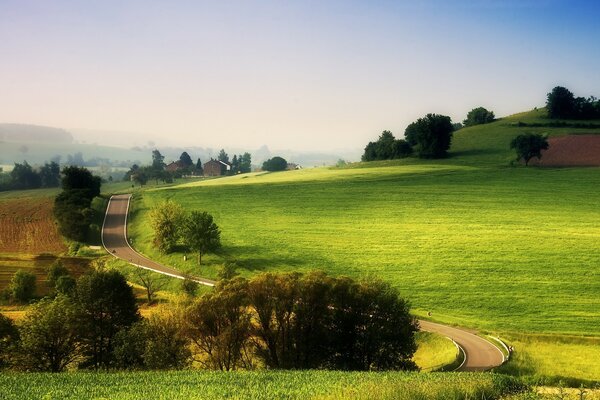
[101,194,215,287]
[102,194,506,371]
[419,320,505,371]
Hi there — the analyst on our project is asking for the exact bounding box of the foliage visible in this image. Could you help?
[0,313,19,369]
[404,113,454,158]
[546,86,600,119]
[217,261,239,281]
[133,268,165,304]
[9,161,41,190]
[362,131,413,161]
[10,270,36,303]
[179,152,193,168]
[75,270,140,369]
[39,161,61,188]
[0,161,59,191]
[262,156,288,171]
[181,278,199,297]
[195,158,204,176]
[182,211,221,265]
[510,133,549,166]
[463,107,495,126]
[46,261,70,293]
[60,166,101,198]
[18,295,81,372]
[149,200,185,253]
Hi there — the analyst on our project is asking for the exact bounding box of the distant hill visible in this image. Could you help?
[0,123,73,143]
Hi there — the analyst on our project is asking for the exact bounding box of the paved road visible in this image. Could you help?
[102,193,506,371]
[419,320,505,371]
[101,194,215,286]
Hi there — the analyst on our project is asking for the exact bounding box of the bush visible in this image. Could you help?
[9,270,36,303]
[0,313,19,369]
[262,156,288,171]
[463,107,495,126]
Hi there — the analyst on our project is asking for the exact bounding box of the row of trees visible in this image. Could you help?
[53,166,102,242]
[0,161,61,192]
[546,86,600,119]
[0,269,418,372]
[217,149,252,175]
[150,201,221,264]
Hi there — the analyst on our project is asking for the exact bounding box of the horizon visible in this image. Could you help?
[1,0,600,151]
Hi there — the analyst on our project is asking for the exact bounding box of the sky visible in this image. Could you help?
[1,0,599,151]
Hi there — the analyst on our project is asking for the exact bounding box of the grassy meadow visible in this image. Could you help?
[0,370,525,400]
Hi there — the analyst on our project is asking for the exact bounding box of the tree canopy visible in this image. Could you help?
[405,114,454,159]
[510,133,549,166]
[463,107,495,126]
[182,211,221,265]
[362,131,412,161]
[546,86,600,119]
[262,156,288,171]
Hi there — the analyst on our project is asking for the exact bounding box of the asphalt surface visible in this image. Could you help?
[102,193,506,371]
[101,194,215,286]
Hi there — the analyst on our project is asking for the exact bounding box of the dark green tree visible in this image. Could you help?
[405,114,454,158]
[240,152,252,173]
[10,270,36,303]
[60,166,101,198]
[546,86,575,119]
[195,158,204,176]
[262,156,288,171]
[151,150,165,171]
[75,270,140,369]
[510,133,549,166]
[231,155,239,174]
[18,295,81,372]
[362,131,412,161]
[182,211,221,265]
[9,162,41,190]
[179,152,193,167]
[39,161,61,188]
[391,139,413,158]
[47,261,70,294]
[463,107,495,126]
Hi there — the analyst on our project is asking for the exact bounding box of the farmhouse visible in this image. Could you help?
[203,159,231,176]
[165,161,185,172]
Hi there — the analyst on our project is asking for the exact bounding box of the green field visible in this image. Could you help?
[123,110,600,382]
[0,370,525,400]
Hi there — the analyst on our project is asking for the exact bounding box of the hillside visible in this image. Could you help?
[124,109,600,382]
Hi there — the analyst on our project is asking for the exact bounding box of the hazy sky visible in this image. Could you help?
[1,0,599,150]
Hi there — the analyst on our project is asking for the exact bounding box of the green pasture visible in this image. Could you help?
[130,164,600,335]
[0,370,525,400]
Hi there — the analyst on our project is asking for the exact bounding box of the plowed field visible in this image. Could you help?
[531,134,600,166]
[0,197,66,253]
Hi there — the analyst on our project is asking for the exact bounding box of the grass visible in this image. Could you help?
[0,370,525,400]
[413,332,459,372]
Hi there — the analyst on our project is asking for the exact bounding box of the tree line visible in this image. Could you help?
[0,268,418,372]
[546,86,600,120]
[0,161,61,192]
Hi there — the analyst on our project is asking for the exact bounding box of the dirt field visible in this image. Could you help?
[0,197,67,254]
[531,134,600,166]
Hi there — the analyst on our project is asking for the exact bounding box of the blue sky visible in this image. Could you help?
[1,0,599,150]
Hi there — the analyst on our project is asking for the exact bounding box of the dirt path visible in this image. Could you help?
[102,193,506,371]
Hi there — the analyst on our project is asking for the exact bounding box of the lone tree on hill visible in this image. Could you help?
[262,156,288,171]
[149,200,185,254]
[404,114,454,158]
[546,86,576,119]
[510,133,549,166]
[463,107,495,126]
[183,211,221,265]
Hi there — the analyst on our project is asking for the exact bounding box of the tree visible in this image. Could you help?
[262,156,288,172]
[362,131,412,161]
[179,152,193,168]
[19,295,81,372]
[143,308,191,369]
[181,278,199,297]
[391,139,413,158]
[9,162,41,190]
[510,133,549,166]
[151,150,165,171]
[405,114,454,158]
[149,200,185,253]
[184,278,252,370]
[231,155,239,175]
[0,313,19,370]
[39,161,61,188]
[217,149,230,175]
[546,86,575,119]
[195,158,204,176]
[10,270,36,303]
[132,170,148,186]
[182,211,221,265]
[54,189,95,241]
[47,261,70,294]
[463,107,495,126]
[240,152,252,173]
[60,166,101,198]
[134,269,165,304]
[75,270,140,369]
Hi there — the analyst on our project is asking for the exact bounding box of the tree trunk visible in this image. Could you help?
[198,251,202,266]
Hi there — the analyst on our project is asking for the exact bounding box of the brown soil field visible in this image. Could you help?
[0,254,92,298]
[530,134,600,166]
[0,197,67,253]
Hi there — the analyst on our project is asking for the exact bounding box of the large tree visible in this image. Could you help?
[240,152,252,173]
[362,131,412,161]
[179,152,194,167]
[262,156,288,171]
[39,161,61,188]
[546,86,576,119]
[9,270,36,303]
[463,107,495,127]
[75,270,140,369]
[510,133,549,166]
[18,296,81,372]
[149,200,185,253]
[404,114,454,158]
[182,211,221,265]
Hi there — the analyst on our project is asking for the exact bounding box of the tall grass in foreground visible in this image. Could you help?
[0,371,525,400]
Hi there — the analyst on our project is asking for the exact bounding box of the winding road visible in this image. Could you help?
[101,193,505,371]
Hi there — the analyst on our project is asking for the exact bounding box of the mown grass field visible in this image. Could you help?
[0,370,525,400]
